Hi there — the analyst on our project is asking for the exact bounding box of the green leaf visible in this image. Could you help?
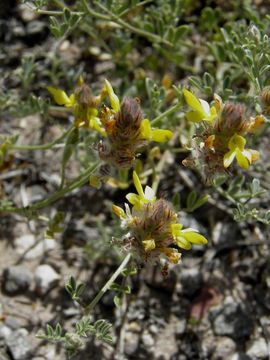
[113,294,123,307]
[47,324,53,337]
[63,7,71,22]
[172,192,181,212]
[188,76,203,92]
[186,191,197,211]
[227,175,245,196]
[173,25,190,42]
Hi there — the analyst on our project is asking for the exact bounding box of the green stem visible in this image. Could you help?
[80,0,111,21]
[39,9,83,16]
[84,253,131,315]
[81,0,173,47]
[151,102,182,126]
[12,125,74,151]
[118,0,153,18]
[2,162,99,215]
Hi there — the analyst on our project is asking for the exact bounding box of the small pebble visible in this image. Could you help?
[3,266,32,295]
[35,264,60,295]
[6,328,31,360]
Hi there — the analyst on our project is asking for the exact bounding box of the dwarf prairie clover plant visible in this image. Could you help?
[1,1,270,358]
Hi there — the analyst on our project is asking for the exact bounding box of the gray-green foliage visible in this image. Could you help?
[214,176,270,224]
[36,318,113,358]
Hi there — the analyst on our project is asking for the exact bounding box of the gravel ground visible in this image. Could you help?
[1,2,270,360]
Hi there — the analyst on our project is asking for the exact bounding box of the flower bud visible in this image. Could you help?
[260,89,270,116]
[216,103,247,135]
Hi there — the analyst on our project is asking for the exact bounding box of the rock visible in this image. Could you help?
[149,324,159,334]
[212,221,239,246]
[26,20,46,35]
[246,338,269,359]
[15,234,56,259]
[25,20,47,43]
[2,266,32,295]
[213,337,236,360]
[212,303,254,340]
[6,328,31,360]
[35,264,60,295]
[18,4,38,22]
[0,325,12,341]
[124,332,140,356]
[142,332,155,347]
[230,353,252,360]
[5,316,21,330]
[201,332,216,358]
[180,267,203,297]
[62,225,99,249]
[0,351,10,360]
[175,319,186,335]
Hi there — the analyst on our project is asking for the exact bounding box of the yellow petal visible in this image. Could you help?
[112,204,126,219]
[228,134,246,151]
[151,129,173,142]
[140,119,151,139]
[89,175,101,188]
[247,115,265,132]
[133,171,144,198]
[69,94,76,107]
[223,149,236,168]
[235,149,250,169]
[214,93,223,111]
[142,239,156,252]
[183,89,204,115]
[104,79,120,113]
[89,117,106,136]
[249,149,260,163]
[170,223,184,236]
[176,237,192,250]
[126,193,140,206]
[210,106,217,120]
[47,87,72,106]
[180,231,208,245]
[77,75,84,86]
[160,248,181,264]
[186,111,203,122]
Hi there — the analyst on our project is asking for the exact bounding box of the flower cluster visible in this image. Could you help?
[113,171,207,271]
[48,78,173,177]
[48,77,104,133]
[96,80,173,169]
[183,89,264,178]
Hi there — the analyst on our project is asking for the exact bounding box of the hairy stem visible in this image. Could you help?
[12,125,74,151]
[151,102,182,126]
[84,253,131,315]
[1,162,99,215]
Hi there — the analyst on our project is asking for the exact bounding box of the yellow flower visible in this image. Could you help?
[139,119,173,142]
[183,88,217,123]
[112,173,208,268]
[142,238,156,252]
[170,224,208,250]
[223,133,259,169]
[160,247,181,264]
[48,77,105,135]
[125,171,156,210]
[47,86,75,107]
[102,79,120,113]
